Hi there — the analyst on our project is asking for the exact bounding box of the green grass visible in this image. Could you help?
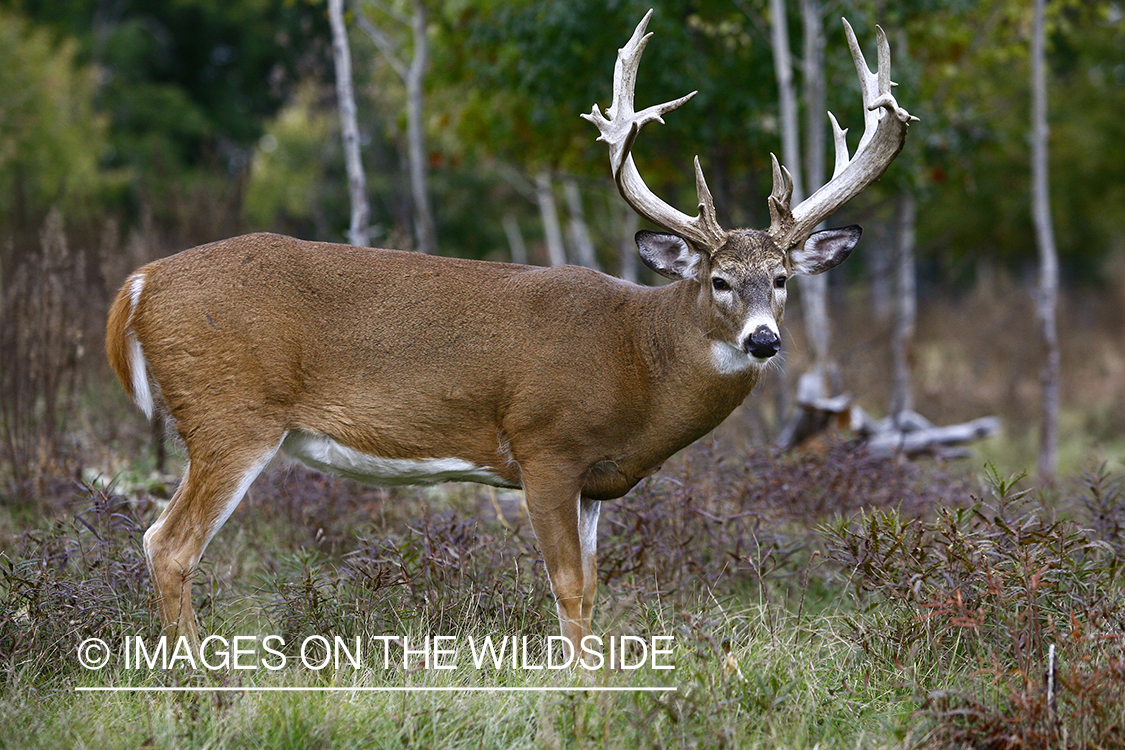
[3,603,925,750]
[2,450,1123,749]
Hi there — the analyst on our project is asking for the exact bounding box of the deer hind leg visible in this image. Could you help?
[143,437,281,647]
[523,469,602,655]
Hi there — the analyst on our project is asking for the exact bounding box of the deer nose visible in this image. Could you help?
[745,326,780,359]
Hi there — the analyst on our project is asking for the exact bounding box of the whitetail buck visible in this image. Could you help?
[106,11,913,653]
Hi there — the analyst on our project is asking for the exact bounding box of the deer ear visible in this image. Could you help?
[636,231,703,281]
[790,225,862,275]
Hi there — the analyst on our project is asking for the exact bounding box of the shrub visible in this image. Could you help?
[0,482,154,677]
[822,466,1125,749]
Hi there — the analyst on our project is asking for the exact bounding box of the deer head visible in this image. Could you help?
[582,10,916,366]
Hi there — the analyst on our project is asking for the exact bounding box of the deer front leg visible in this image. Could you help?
[578,497,601,629]
[523,470,601,654]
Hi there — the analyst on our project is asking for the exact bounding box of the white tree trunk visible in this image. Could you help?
[890,191,917,422]
[502,214,528,265]
[1031,0,1060,479]
[328,0,369,247]
[406,0,436,254]
[536,171,567,267]
[799,0,834,395]
[564,178,598,270]
[769,0,804,203]
[770,0,838,407]
[355,0,434,253]
[801,0,825,198]
[768,0,806,450]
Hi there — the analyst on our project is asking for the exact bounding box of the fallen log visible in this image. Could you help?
[777,375,1001,459]
[862,416,1001,459]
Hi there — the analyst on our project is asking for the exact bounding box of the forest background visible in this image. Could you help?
[2,0,1123,501]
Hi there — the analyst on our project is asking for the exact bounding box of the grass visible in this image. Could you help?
[2,446,1123,749]
[5,606,920,749]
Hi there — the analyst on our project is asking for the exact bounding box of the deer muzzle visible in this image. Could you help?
[745,326,781,360]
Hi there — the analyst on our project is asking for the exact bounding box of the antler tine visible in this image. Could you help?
[769,18,917,250]
[693,157,723,241]
[875,25,892,102]
[583,10,690,167]
[582,11,726,252]
[827,112,850,180]
[843,20,879,155]
[767,153,794,235]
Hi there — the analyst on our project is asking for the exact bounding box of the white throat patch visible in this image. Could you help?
[710,341,762,375]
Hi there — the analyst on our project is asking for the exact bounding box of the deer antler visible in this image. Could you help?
[581,10,726,252]
[768,20,918,250]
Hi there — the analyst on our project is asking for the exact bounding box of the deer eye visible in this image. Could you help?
[774,275,788,289]
[711,277,730,291]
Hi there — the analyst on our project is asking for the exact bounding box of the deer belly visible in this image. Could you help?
[281,430,515,488]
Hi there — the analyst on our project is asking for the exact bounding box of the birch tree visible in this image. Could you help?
[890,191,916,423]
[564,178,598,270]
[535,171,567,267]
[356,0,437,254]
[616,198,640,283]
[768,0,835,400]
[327,0,370,247]
[769,0,803,206]
[889,29,918,426]
[1031,0,1060,479]
[502,214,528,265]
[798,0,835,394]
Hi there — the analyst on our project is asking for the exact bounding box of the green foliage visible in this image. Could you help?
[901,0,1125,275]
[0,8,121,225]
[243,82,338,236]
[440,0,782,227]
[3,0,328,235]
[2,0,1120,278]
[1049,9,1125,273]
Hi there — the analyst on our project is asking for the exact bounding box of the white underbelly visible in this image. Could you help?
[281,431,515,488]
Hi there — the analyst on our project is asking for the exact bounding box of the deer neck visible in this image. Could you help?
[639,279,763,438]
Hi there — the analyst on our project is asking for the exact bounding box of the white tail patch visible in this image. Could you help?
[128,273,146,307]
[128,338,154,420]
[125,273,155,419]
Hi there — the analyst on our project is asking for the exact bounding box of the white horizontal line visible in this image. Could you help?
[76,686,677,693]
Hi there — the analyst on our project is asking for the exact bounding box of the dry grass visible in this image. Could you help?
[0,210,88,504]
